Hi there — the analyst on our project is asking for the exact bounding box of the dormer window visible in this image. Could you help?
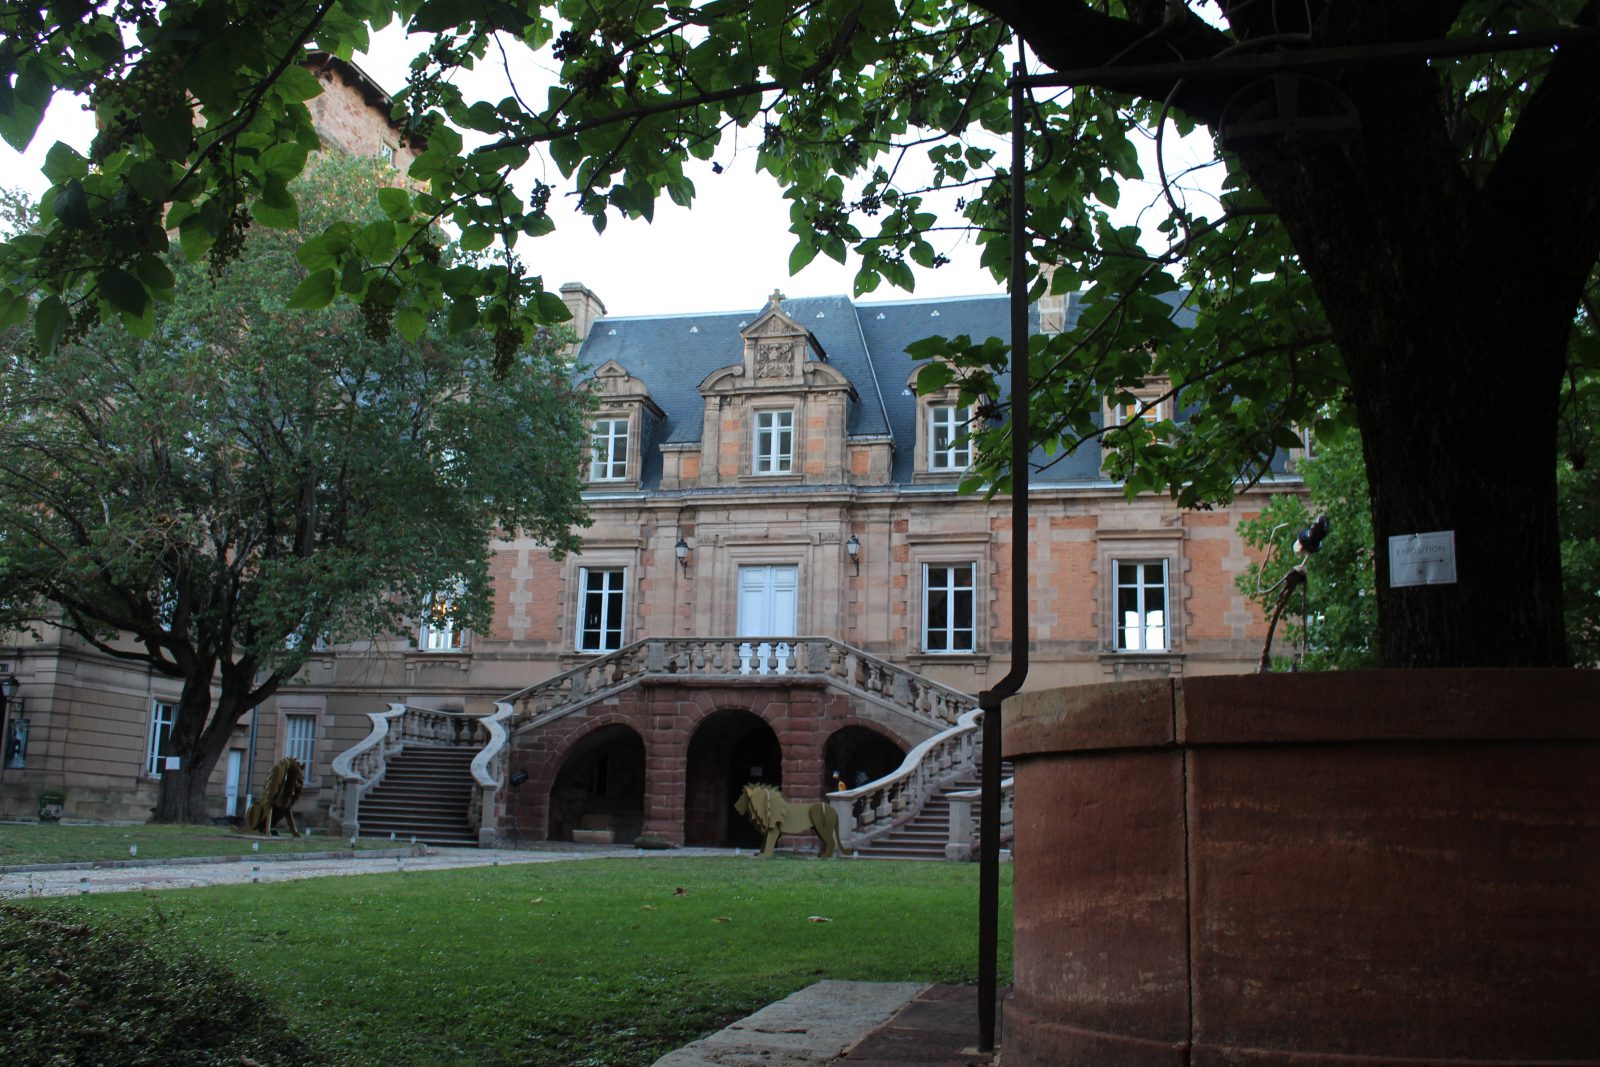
[753,410,794,474]
[928,404,972,471]
[1112,398,1168,426]
[912,366,979,480]
[590,417,629,481]
[1107,378,1173,430]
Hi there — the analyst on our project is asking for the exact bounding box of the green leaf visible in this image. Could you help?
[355,220,396,259]
[396,305,427,341]
[0,65,50,151]
[287,269,337,310]
[178,212,215,261]
[0,291,28,330]
[260,142,310,181]
[141,104,193,160]
[916,362,955,393]
[459,225,494,252]
[377,187,411,220]
[34,295,66,354]
[534,290,571,322]
[52,181,91,229]
[448,297,480,334]
[135,255,176,292]
[274,64,323,103]
[251,177,299,229]
[97,266,149,315]
[788,240,818,274]
[42,142,88,184]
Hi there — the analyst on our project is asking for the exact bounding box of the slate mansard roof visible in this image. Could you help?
[574,290,1135,491]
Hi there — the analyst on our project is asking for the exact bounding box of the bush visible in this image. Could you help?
[0,903,327,1065]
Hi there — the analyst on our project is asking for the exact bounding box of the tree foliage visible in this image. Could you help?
[0,153,590,820]
[1236,430,1381,673]
[2,0,1598,668]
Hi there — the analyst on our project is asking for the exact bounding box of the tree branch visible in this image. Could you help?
[1483,0,1600,289]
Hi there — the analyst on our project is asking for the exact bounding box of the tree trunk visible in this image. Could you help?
[151,667,226,823]
[1351,318,1568,667]
[1235,62,1580,667]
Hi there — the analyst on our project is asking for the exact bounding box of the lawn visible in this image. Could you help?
[10,855,1013,1066]
[0,822,390,867]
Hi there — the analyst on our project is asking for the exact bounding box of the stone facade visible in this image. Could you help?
[0,62,1299,841]
[277,288,1296,846]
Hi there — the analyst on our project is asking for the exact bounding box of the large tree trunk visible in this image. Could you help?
[152,668,227,823]
[1237,60,1580,667]
[1350,309,1568,667]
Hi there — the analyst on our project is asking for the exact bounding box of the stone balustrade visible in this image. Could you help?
[328,702,493,838]
[828,708,986,849]
[943,777,1015,861]
[502,636,974,733]
[331,638,997,856]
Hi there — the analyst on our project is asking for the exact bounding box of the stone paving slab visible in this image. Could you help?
[831,983,1002,1066]
[651,981,928,1067]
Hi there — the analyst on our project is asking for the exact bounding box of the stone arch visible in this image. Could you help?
[544,723,646,844]
[822,724,908,795]
[684,707,781,848]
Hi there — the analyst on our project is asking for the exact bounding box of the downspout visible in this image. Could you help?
[977,58,1033,1053]
[243,702,260,817]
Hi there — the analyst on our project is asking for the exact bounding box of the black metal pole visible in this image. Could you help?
[976,58,1033,1054]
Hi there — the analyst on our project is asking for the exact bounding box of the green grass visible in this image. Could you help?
[0,822,389,867]
[14,855,1013,1066]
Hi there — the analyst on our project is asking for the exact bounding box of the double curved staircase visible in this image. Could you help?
[330,637,1013,857]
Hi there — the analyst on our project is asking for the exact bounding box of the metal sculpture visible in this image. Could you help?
[733,783,843,858]
[245,757,306,837]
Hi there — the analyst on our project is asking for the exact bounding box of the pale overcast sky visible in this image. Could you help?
[0,28,1219,320]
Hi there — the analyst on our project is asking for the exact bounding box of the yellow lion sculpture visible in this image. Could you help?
[245,757,305,837]
[734,783,844,858]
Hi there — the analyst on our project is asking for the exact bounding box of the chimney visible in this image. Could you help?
[560,282,607,343]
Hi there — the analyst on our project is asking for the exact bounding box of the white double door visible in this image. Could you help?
[737,565,798,637]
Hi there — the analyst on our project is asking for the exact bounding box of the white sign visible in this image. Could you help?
[164,755,181,771]
[1388,531,1457,587]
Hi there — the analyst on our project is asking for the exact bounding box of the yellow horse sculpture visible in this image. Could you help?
[733,783,844,858]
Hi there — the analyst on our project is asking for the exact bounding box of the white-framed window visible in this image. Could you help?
[1115,559,1169,651]
[589,417,629,481]
[284,714,315,769]
[753,409,794,474]
[377,141,397,165]
[146,700,176,778]
[577,567,627,652]
[922,563,976,653]
[928,403,972,471]
[420,592,465,652]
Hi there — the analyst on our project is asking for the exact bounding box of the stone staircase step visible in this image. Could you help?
[356,744,478,847]
[849,761,1014,862]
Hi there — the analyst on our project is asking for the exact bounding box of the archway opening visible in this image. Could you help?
[822,725,906,794]
[547,724,646,844]
[685,709,780,848]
